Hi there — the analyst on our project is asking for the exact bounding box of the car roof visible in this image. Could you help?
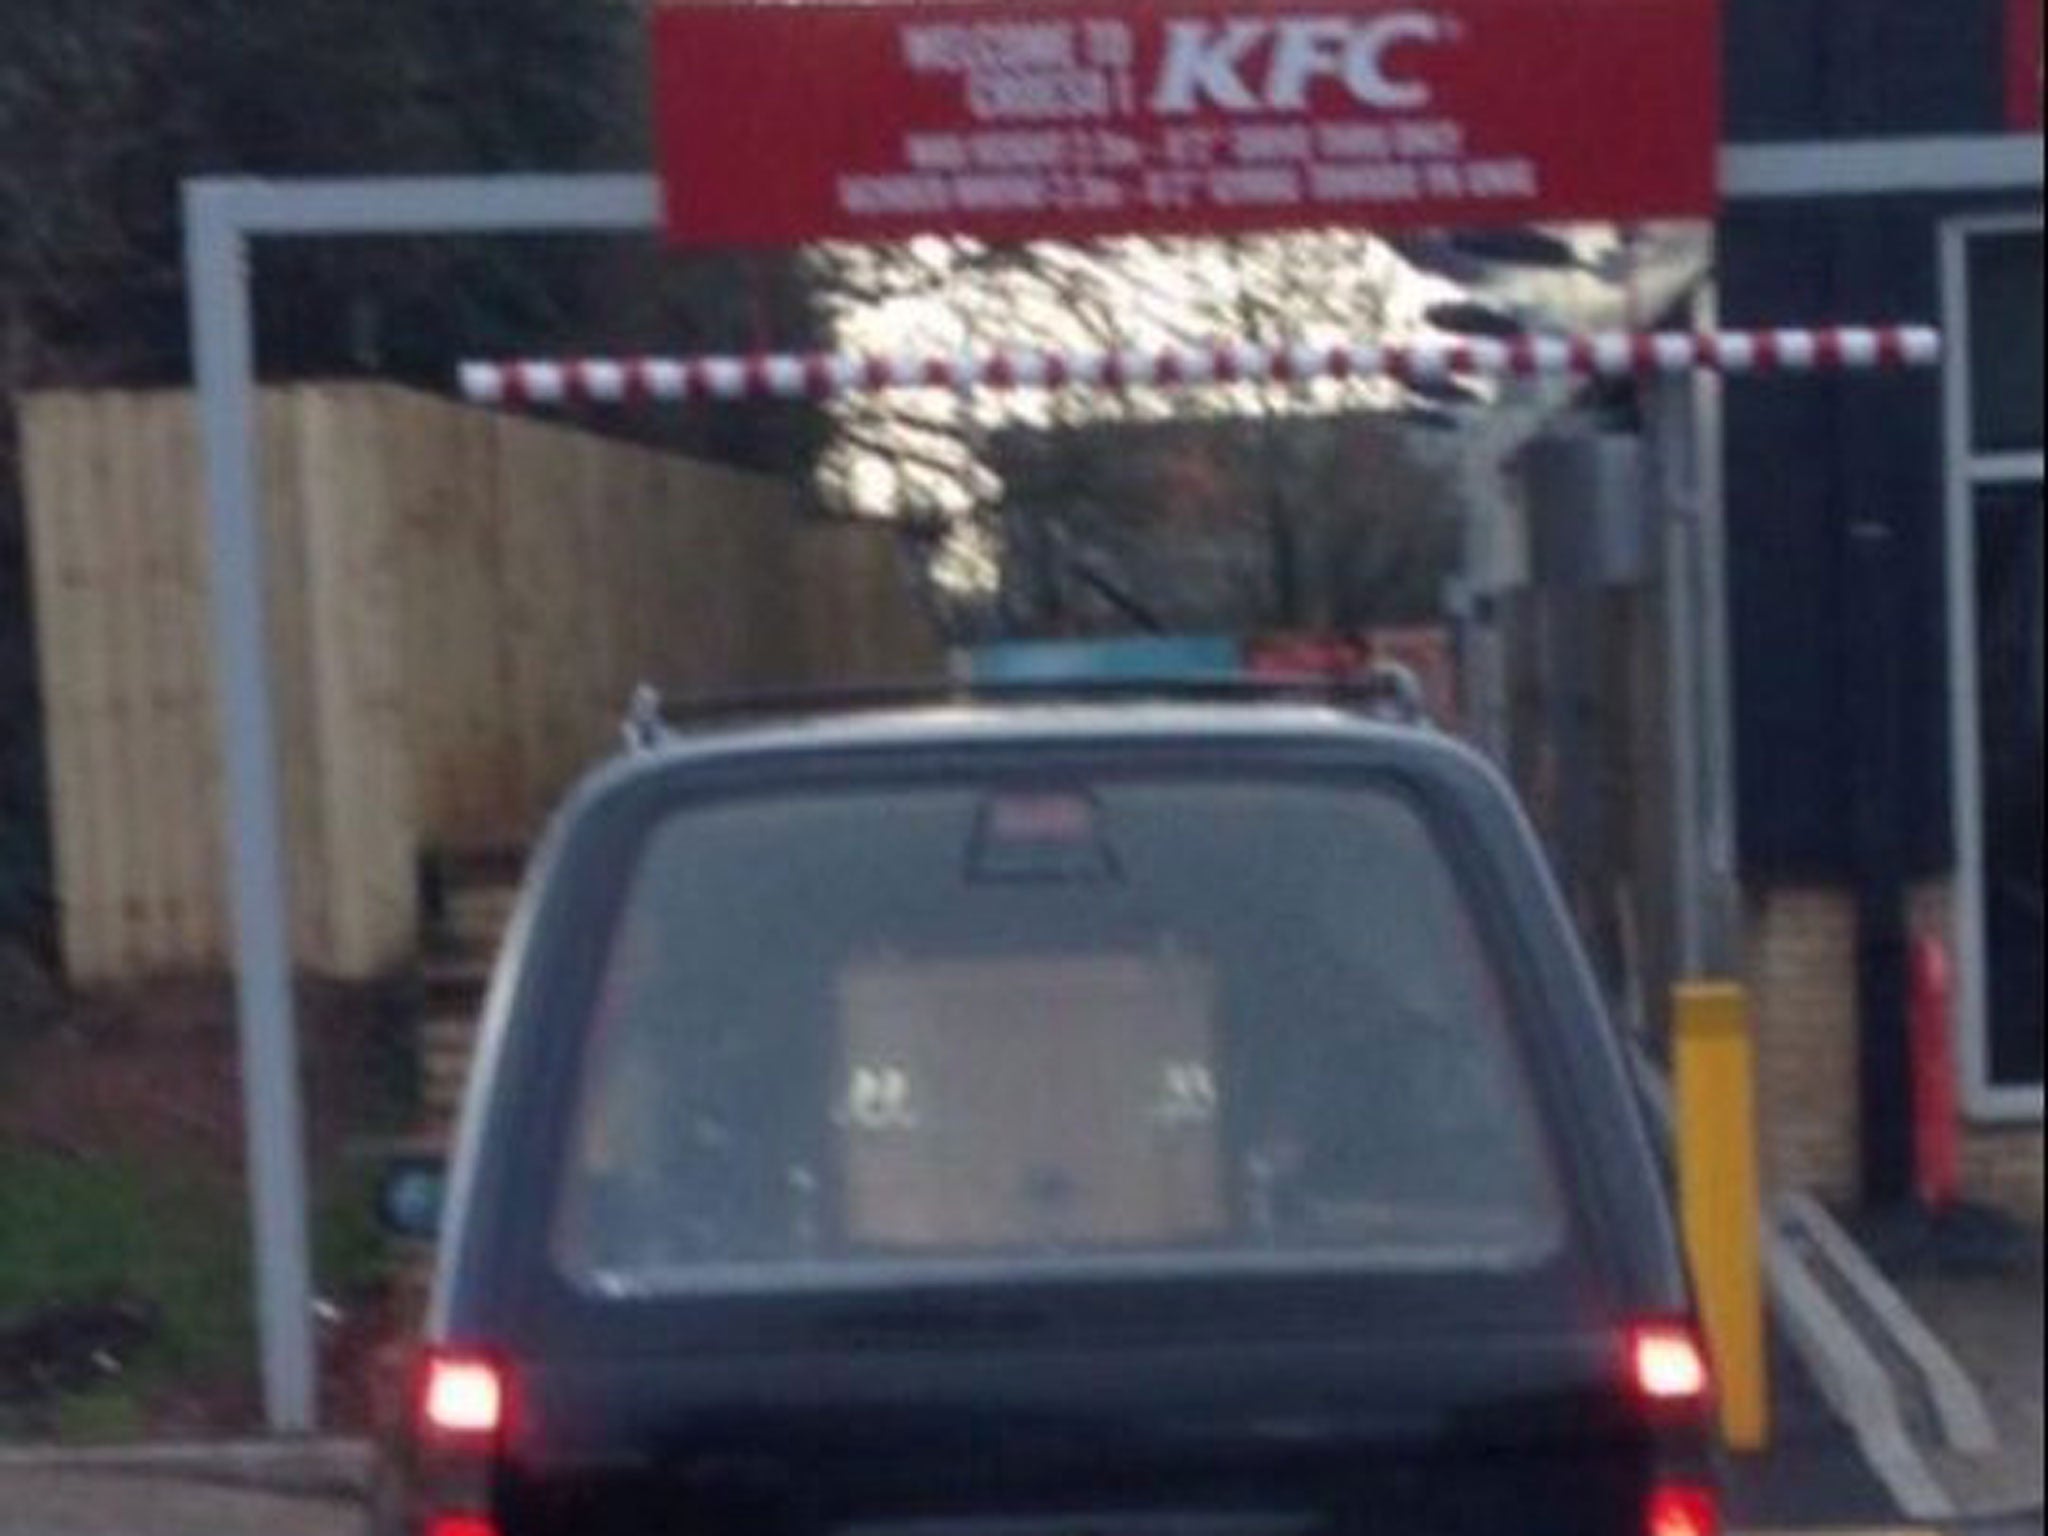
[609,695,1486,784]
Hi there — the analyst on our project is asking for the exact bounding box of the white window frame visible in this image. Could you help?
[1940,209,2047,1124]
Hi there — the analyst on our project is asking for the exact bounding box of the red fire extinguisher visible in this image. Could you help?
[1909,932,1963,1213]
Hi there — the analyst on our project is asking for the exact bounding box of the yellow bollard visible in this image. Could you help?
[1674,980,1771,1452]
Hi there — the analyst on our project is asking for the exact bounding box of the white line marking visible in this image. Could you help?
[1768,1232,1958,1524]
[1782,1193,2000,1458]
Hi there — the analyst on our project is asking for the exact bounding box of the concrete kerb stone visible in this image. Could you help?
[0,1437,372,1501]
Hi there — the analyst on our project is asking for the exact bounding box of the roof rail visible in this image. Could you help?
[614,667,1435,747]
[620,682,666,753]
[1354,659,1430,727]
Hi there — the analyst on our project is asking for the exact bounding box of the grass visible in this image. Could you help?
[0,1144,417,1440]
[50,1385,150,1442]
[0,1146,253,1439]
[315,1158,405,1301]
[0,978,420,1440]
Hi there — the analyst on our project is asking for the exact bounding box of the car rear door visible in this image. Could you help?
[436,722,1705,1536]
[495,1318,1672,1535]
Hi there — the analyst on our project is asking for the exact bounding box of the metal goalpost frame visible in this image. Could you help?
[180,140,2038,1434]
[183,173,662,1434]
[184,167,1752,1438]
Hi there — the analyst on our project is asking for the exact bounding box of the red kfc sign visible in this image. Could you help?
[653,0,1722,249]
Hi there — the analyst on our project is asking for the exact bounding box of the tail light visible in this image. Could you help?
[419,1352,507,1442]
[414,1349,509,1536]
[1629,1321,1713,1409]
[1648,1484,1722,1536]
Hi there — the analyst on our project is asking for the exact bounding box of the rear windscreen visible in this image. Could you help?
[552,774,1564,1295]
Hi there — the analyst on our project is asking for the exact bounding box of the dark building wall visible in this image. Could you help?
[1725,0,2010,141]
[1721,196,1977,880]
[1720,0,2042,1208]
[1720,0,2022,882]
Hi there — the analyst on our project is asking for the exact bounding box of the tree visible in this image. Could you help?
[0,0,649,947]
[990,412,1463,639]
[806,228,1479,636]
[1,0,649,387]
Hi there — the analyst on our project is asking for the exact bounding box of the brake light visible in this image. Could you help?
[1648,1484,1721,1536]
[427,1516,501,1536]
[419,1351,506,1440]
[1630,1322,1712,1406]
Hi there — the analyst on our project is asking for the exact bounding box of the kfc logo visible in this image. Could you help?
[1152,12,1450,114]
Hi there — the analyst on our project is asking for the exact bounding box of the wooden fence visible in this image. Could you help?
[21,384,943,983]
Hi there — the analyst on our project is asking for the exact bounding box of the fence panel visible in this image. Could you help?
[22,384,941,982]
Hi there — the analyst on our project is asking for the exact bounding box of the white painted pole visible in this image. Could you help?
[1656,371,1708,981]
[1691,281,1741,974]
[456,328,1945,407]
[184,181,319,1433]
[179,173,664,1433]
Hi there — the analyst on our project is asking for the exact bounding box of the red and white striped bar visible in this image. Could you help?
[458,326,1942,408]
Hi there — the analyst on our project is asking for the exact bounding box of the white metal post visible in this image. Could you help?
[180,173,662,1433]
[1691,280,1740,975]
[185,183,319,1432]
[171,165,2003,1435]
[1657,372,1708,980]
